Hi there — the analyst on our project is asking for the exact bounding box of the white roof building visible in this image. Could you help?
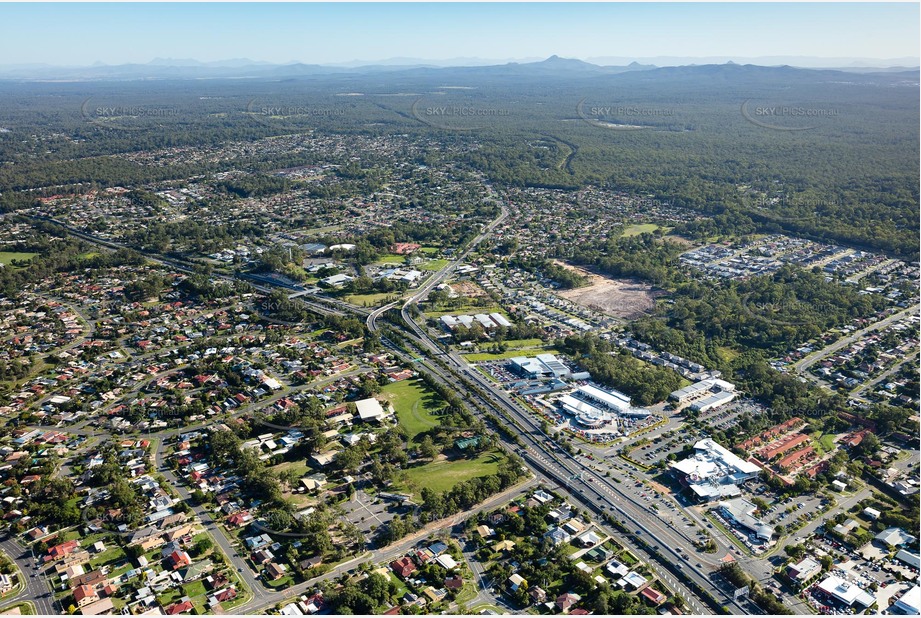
[895,549,920,569]
[670,378,735,403]
[690,390,736,413]
[575,384,631,412]
[876,527,917,548]
[718,498,774,540]
[816,575,875,608]
[321,273,354,287]
[435,554,458,570]
[671,438,761,501]
[355,398,387,422]
[892,585,921,615]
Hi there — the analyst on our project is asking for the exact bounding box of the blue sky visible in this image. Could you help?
[2,3,917,66]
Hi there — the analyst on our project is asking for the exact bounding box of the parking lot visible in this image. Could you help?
[629,427,699,465]
[340,488,409,537]
[763,494,828,533]
[698,400,766,431]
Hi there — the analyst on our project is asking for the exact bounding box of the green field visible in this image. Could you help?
[621,224,662,237]
[381,379,445,442]
[419,259,449,271]
[811,432,838,455]
[345,292,399,307]
[0,252,37,266]
[270,459,311,478]
[375,255,409,265]
[463,346,559,362]
[0,603,34,614]
[395,450,506,495]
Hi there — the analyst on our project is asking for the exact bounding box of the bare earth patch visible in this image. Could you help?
[553,261,662,319]
[449,280,488,298]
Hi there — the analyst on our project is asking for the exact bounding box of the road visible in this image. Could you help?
[233,477,538,614]
[0,536,56,615]
[38,204,766,614]
[849,350,919,403]
[372,310,736,612]
[793,303,920,375]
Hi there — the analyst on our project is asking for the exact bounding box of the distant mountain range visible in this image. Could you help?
[0,55,916,81]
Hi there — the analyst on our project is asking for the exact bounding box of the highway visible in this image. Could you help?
[37,206,773,614]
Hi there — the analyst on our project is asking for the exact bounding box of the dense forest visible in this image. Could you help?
[0,63,916,258]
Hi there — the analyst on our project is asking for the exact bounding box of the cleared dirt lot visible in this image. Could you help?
[553,261,661,318]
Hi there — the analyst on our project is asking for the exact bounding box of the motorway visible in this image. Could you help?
[30,207,779,615]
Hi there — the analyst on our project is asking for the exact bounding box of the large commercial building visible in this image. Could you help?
[555,383,650,429]
[892,585,921,615]
[557,395,615,429]
[718,498,775,541]
[670,438,762,501]
[670,379,736,411]
[690,390,736,413]
[508,354,571,379]
[815,576,875,609]
[574,384,631,413]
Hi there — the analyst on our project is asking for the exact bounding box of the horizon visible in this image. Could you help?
[0,3,917,67]
[3,53,921,70]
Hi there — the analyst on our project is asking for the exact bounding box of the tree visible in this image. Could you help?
[192,537,214,556]
[784,544,806,560]
[419,435,438,460]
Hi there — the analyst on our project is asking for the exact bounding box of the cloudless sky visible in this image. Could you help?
[1,3,917,66]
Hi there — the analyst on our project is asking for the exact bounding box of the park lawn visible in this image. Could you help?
[0,252,37,266]
[420,246,441,255]
[381,379,445,442]
[394,449,506,496]
[469,604,508,615]
[345,292,398,307]
[375,255,409,265]
[621,223,661,237]
[464,346,559,362]
[455,582,478,605]
[419,259,449,271]
[270,459,311,478]
[811,432,838,455]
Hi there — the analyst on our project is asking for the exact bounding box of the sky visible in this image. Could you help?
[1,2,918,67]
